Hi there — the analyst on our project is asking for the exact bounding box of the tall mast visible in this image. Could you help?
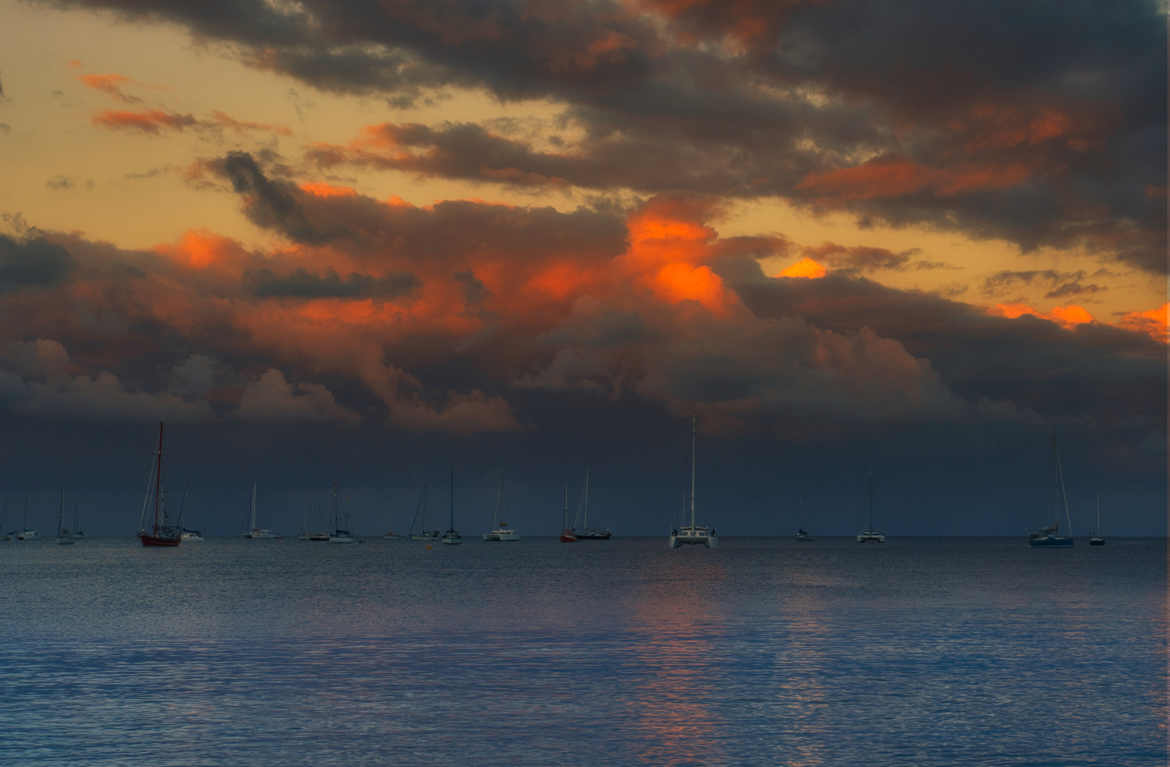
[250,482,258,531]
[494,476,502,527]
[1096,494,1101,536]
[449,468,455,531]
[154,422,165,535]
[867,473,874,530]
[57,489,64,536]
[689,416,696,530]
[1056,449,1072,535]
[563,484,569,530]
[583,469,591,528]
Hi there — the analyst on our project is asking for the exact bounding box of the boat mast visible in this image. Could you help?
[449,468,455,531]
[689,416,696,530]
[57,489,64,536]
[154,422,164,535]
[494,477,502,527]
[250,482,257,531]
[1056,449,1072,536]
[563,484,569,530]
[583,469,591,529]
[1096,494,1101,536]
[867,473,874,531]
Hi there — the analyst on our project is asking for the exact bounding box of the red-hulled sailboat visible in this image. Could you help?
[559,485,577,542]
[138,421,181,547]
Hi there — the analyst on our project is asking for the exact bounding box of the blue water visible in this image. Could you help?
[1,537,1165,766]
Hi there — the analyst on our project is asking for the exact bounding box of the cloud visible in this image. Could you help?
[79,73,142,103]
[46,175,94,191]
[92,109,197,134]
[243,267,419,299]
[0,233,75,291]
[0,123,10,135]
[238,368,360,424]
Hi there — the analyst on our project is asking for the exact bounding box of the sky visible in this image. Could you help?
[0,0,1166,536]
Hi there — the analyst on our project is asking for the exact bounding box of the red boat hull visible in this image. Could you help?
[139,533,181,547]
[560,531,577,542]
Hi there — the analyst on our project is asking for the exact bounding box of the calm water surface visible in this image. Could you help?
[1,537,1165,766]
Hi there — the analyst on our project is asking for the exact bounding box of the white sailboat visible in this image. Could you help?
[441,469,462,545]
[328,486,358,543]
[669,416,718,549]
[243,483,279,539]
[56,490,75,545]
[576,469,612,540]
[409,484,441,541]
[1089,494,1106,546]
[1029,445,1074,547]
[16,496,38,541]
[856,474,886,543]
[483,477,520,541]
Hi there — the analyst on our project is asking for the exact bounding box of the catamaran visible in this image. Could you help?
[243,483,279,539]
[1030,446,1074,547]
[137,422,182,547]
[669,416,718,549]
[576,469,612,540]
[483,477,520,541]
[856,474,886,543]
[441,469,462,545]
[1089,494,1106,546]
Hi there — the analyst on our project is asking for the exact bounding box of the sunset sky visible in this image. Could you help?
[0,0,1165,535]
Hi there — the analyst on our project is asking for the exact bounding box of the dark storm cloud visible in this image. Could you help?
[726,265,1165,433]
[0,234,75,291]
[801,243,921,272]
[982,269,1107,300]
[40,0,1165,270]
[244,267,419,299]
[212,151,628,264]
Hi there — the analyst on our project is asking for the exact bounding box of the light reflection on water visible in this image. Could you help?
[0,537,1165,766]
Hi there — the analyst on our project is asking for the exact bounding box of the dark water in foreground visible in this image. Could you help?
[1,537,1165,766]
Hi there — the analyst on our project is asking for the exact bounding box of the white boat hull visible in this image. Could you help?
[669,527,718,549]
[856,531,886,543]
[483,529,520,541]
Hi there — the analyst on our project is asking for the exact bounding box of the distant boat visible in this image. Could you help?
[1030,445,1074,548]
[794,528,815,542]
[56,490,74,545]
[483,477,520,541]
[15,496,38,541]
[298,504,330,541]
[181,528,204,542]
[409,484,441,541]
[1089,494,1106,546]
[669,416,718,549]
[856,474,886,543]
[559,485,577,542]
[71,503,85,539]
[243,483,279,539]
[328,486,358,544]
[441,469,462,545]
[137,422,181,547]
[576,469,612,540]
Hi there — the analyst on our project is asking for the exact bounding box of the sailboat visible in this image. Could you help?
[382,491,402,539]
[71,503,85,539]
[856,474,886,542]
[560,485,577,542]
[16,496,38,541]
[56,490,75,545]
[137,422,182,547]
[1089,494,1106,546]
[243,483,279,538]
[483,477,520,541]
[328,486,358,543]
[176,490,202,541]
[409,484,441,541]
[576,469,612,540]
[1029,445,1074,547]
[669,416,718,549]
[441,469,462,545]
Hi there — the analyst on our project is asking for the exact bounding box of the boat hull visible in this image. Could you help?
[576,529,611,540]
[1088,537,1106,546]
[669,527,718,549]
[1029,536,1074,547]
[856,533,886,543]
[139,532,181,547]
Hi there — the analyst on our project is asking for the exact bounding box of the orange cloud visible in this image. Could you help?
[989,303,1094,329]
[154,230,245,271]
[210,110,292,136]
[299,182,357,198]
[779,257,828,279]
[796,156,1034,202]
[79,73,140,103]
[92,109,196,134]
[1118,303,1169,343]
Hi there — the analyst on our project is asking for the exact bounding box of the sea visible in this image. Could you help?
[1,537,1165,766]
